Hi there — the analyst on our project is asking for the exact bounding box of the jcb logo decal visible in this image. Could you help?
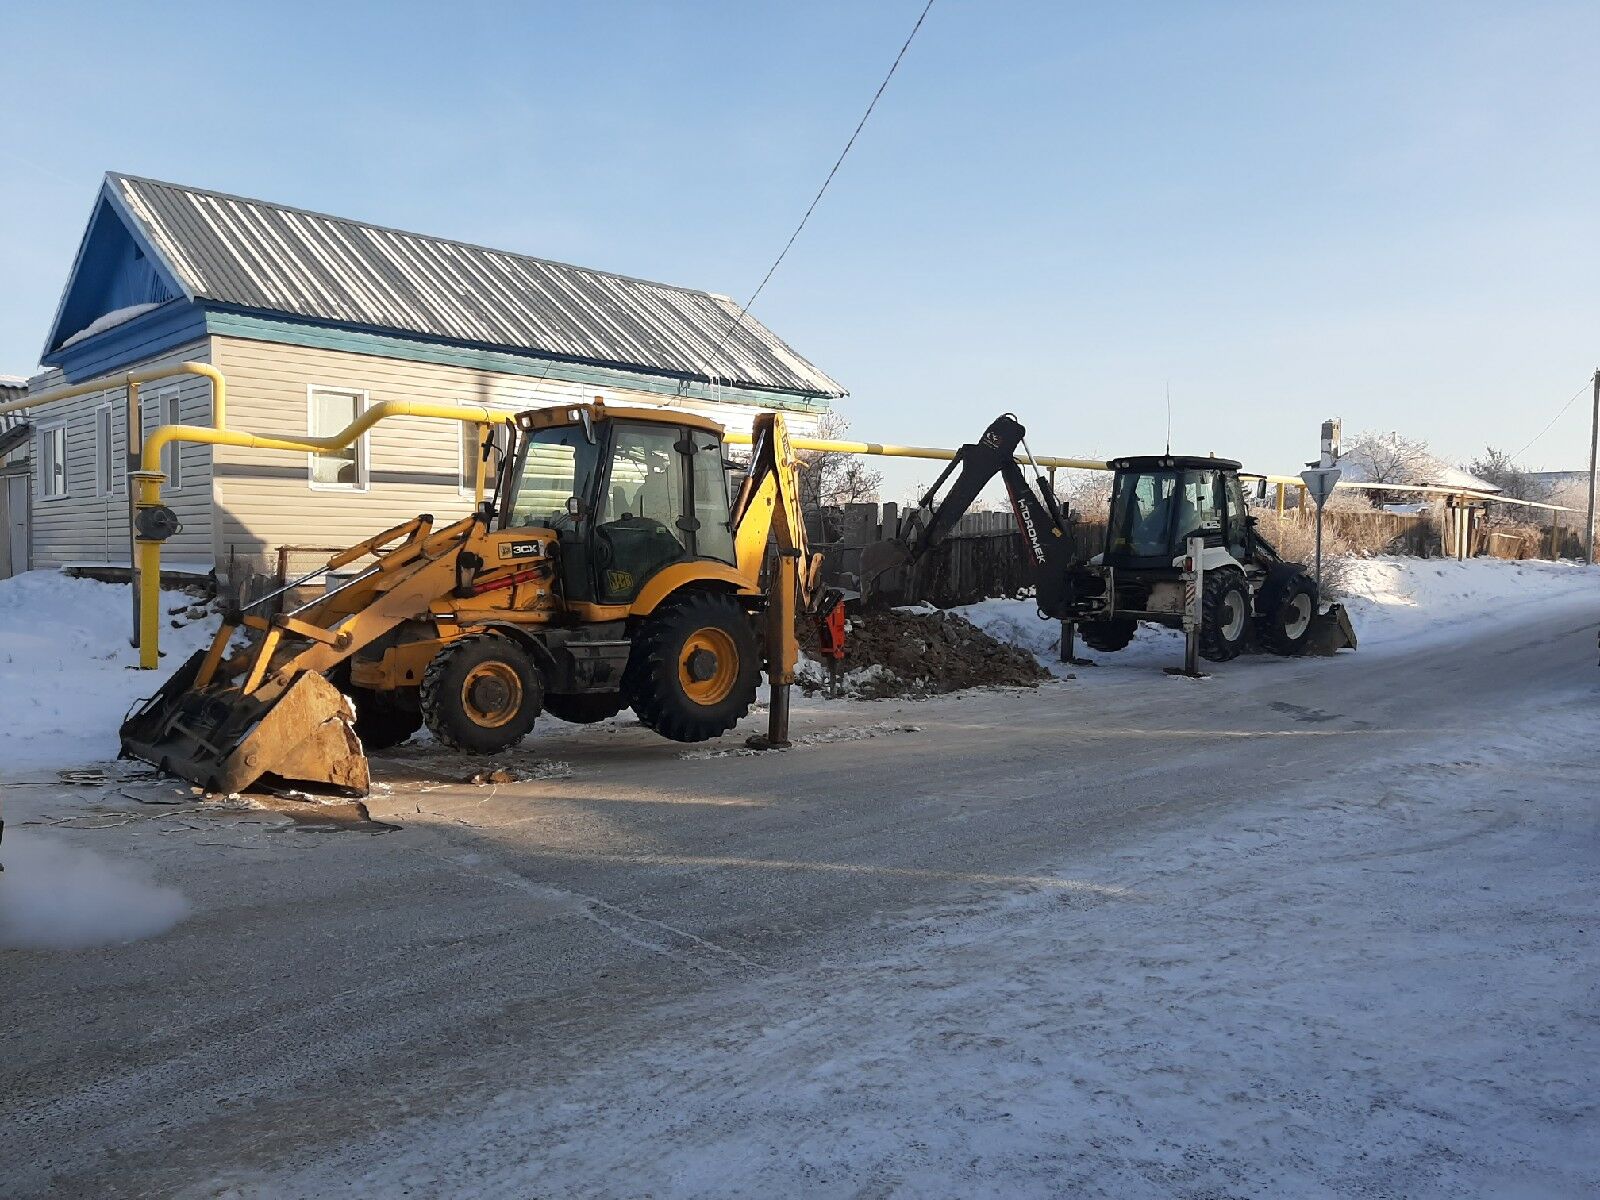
[497,540,542,560]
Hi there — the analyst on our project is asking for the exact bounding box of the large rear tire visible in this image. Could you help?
[623,592,759,743]
[541,691,627,725]
[1255,569,1318,656]
[1199,569,1250,662]
[1078,618,1136,653]
[421,633,543,753]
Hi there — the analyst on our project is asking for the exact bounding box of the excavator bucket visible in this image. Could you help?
[119,653,368,796]
[1305,601,1358,655]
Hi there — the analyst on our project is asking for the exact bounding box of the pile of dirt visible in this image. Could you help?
[797,608,1050,699]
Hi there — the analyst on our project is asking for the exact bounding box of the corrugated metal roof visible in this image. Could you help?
[107,173,844,399]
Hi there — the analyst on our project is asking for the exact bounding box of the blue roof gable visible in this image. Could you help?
[42,182,188,365]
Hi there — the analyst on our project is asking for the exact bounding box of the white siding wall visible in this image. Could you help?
[25,341,216,571]
[210,336,823,585]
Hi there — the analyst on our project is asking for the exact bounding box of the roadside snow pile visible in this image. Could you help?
[0,571,217,777]
[797,609,1049,699]
[0,833,191,950]
[1337,556,1596,652]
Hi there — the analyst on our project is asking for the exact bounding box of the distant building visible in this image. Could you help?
[1,375,29,578]
[18,173,844,588]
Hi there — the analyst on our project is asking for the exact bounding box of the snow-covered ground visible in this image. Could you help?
[222,669,1600,1199]
[0,570,215,778]
[955,555,1598,670]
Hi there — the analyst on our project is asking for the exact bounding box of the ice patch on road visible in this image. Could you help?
[0,832,190,950]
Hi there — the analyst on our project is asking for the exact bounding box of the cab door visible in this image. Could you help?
[591,421,738,605]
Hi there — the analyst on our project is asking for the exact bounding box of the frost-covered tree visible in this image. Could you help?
[1465,446,1537,502]
[1343,430,1433,486]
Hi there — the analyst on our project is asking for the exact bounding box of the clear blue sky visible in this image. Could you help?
[3,1,1597,498]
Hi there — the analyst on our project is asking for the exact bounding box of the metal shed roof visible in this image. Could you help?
[106,173,844,399]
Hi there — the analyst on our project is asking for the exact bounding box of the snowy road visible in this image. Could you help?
[3,583,1597,1197]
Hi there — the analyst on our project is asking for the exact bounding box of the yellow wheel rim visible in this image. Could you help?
[679,627,739,706]
[460,661,524,728]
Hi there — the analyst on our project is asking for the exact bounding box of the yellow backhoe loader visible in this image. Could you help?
[120,402,829,795]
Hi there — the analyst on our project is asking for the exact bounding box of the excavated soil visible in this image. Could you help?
[798,609,1050,699]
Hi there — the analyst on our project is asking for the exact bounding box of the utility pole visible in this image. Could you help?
[1587,368,1599,565]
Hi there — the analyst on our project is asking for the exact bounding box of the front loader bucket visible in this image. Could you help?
[1305,601,1358,655]
[120,658,369,796]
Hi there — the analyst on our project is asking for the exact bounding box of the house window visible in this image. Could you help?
[38,424,68,499]
[459,420,510,494]
[308,387,367,489]
[162,392,183,490]
[96,405,114,496]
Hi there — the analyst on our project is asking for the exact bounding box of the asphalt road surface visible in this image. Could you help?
[4,594,1596,1198]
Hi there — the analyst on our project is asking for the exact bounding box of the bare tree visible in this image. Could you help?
[798,414,883,512]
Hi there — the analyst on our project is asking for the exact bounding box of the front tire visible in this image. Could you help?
[1199,569,1250,662]
[623,592,760,743]
[541,691,627,725]
[1078,618,1136,653]
[1256,570,1318,656]
[421,633,543,753]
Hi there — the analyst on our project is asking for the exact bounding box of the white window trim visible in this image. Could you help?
[458,417,479,497]
[94,403,115,497]
[36,420,69,502]
[458,415,511,497]
[306,385,370,492]
[161,390,185,492]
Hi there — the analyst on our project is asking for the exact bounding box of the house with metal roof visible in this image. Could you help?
[18,172,843,588]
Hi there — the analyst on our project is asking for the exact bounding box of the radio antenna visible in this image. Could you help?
[1165,380,1172,455]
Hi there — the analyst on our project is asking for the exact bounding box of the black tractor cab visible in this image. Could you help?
[1103,454,1254,572]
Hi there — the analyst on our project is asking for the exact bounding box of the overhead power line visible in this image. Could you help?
[703,0,935,371]
[1513,379,1590,460]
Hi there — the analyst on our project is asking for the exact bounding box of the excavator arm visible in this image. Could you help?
[863,413,1082,619]
[730,411,838,748]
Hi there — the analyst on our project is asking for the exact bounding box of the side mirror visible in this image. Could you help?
[566,496,585,518]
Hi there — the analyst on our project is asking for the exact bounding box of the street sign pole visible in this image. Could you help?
[1298,466,1342,590]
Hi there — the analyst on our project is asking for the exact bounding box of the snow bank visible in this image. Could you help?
[0,832,191,950]
[955,556,1596,667]
[0,571,216,776]
[1337,556,1595,653]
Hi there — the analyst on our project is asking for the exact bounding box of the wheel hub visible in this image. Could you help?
[684,647,719,683]
[460,661,524,727]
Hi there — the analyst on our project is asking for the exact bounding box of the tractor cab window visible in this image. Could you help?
[507,424,599,530]
[1174,470,1224,546]
[594,423,692,602]
[1109,470,1179,558]
[690,432,736,565]
[1225,473,1251,558]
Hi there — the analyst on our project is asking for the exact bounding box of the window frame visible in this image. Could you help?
[36,421,70,501]
[459,418,511,497]
[306,385,370,492]
[94,403,115,497]
[160,390,185,492]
